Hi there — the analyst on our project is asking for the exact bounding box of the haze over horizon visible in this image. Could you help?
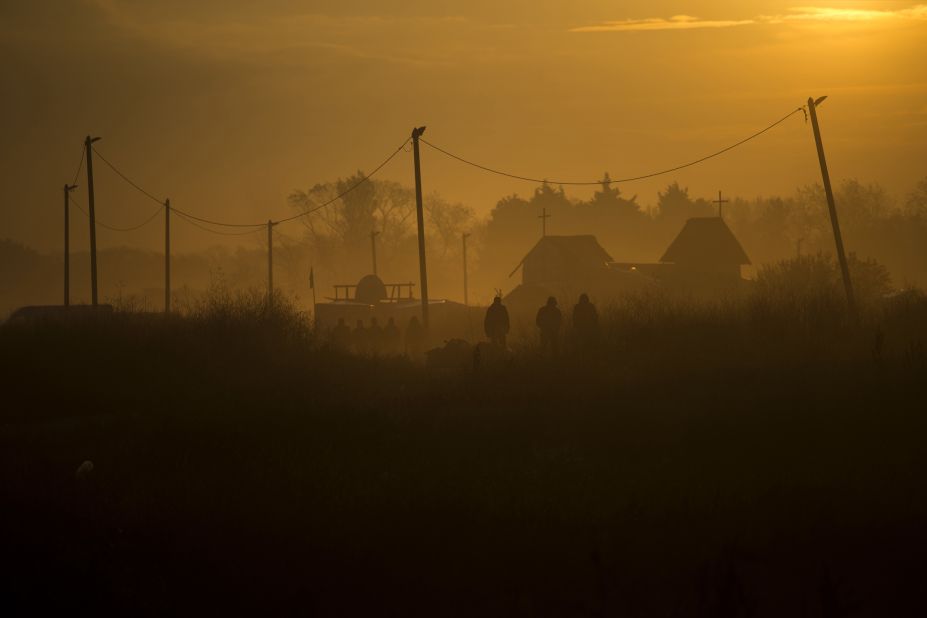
[3,0,926,254]
[5,8,927,614]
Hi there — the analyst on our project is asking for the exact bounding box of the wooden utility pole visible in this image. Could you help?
[713,190,729,218]
[808,96,856,316]
[85,135,101,306]
[462,232,471,306]
[411,126,430,327]
[267,219,275,310]
[538,207,551,237]
[164,199,171,313]
[64,184,77,306]
[371,230,379,276]
[309,266,317,328]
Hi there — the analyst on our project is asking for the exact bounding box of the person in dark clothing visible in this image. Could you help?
[383,317,401,355]
[484,296,510,347]
[352,319,369,355]
[572,293,599,347]
[536,296,562,356]
[331,317,351,351]
[405,316,426,359]
[368,317,383,356]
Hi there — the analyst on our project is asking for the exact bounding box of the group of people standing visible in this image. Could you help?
[331,316,426,357]
[328,293,599,358]
[484,293,599,354]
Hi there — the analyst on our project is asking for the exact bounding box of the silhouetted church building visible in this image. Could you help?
[515,236,613,284]
[506,218,751,311]
[505,236,652,310]
[613,217,751,291]
[661,217,751,278]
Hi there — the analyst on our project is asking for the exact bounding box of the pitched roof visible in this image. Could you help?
[510,235,613,277]
[660,218,751,265]
[537,235,614,264]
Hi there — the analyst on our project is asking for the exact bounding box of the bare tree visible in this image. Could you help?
[425,192,475,258]
[289,174,416,261]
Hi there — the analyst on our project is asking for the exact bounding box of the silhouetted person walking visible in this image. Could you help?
[536,296,562,356]
[368,317,383,356]
[352,319,368,355]
[484,296,510,348]
[332,317,351,351]
[405,316,425,359]
[572,293,599,347]
[383,317,401,355]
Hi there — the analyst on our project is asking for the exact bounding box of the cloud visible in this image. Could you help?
[774,5,927,23]
[570,14,754,33]
[571,4,927,33]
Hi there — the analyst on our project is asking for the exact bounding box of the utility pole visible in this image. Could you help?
[538,207,551,237]
[713,190,729,218]
[808,96,856,316]
[64,183,77,306]
[371,230,379,276]
[164,199,171,313]
[267,219,275,311]
[309,266,317,328]
[462,232,471,306]
[85,135,101,306]
[411,126,430,328]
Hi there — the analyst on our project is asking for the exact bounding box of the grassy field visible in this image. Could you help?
[1,284,926,616]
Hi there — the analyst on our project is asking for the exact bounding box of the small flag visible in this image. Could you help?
[309,266,315,289]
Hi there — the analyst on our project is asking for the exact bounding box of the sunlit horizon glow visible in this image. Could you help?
[1,1,926,256]
[572,4,927,32]
[783,5,927,21]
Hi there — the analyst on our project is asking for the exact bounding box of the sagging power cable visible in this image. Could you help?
[420,107,805,186]
[69,195,164,232]
[173,210,265,237]
[275,137,410,225]
[90,137,410,228]
[71,146,85,187]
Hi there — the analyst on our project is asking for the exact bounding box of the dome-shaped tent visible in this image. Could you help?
[354,274,388,305]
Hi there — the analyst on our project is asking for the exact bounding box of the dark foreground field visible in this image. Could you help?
[2,292,926,617]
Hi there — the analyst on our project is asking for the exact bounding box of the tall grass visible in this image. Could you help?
[1,263,926,616]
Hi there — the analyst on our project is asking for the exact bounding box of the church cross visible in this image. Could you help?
[538,207,551,237]
[713,190,729,218]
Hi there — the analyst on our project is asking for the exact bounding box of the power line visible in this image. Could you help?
[92,145,264,227]
[75,104,799,235]
[272,227,303,245]
[71,188,259,236]
[173,210,265,236]
[71,146,85,186]
[420,106,805,186]
[275,137,411,225]
[170,207,264,229]
[63,136,405,294]
[69,195,164,232]
[89,137,409,228]
[92,147,167,206]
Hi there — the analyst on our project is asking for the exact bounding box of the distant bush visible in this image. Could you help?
[174,275,314,345]
[753,252,891,320]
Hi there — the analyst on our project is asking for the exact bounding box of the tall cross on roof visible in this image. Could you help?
[713,190,729,218]
[538,207,551,237]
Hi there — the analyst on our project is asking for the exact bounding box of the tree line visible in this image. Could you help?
[288,174,927,300]
[2,175,925,315]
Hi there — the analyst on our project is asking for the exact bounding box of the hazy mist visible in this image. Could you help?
[3,1,926,260]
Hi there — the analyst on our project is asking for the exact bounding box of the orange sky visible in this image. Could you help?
[2,1,926,253]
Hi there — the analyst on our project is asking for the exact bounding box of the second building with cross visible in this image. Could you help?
[503,201,751,315]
